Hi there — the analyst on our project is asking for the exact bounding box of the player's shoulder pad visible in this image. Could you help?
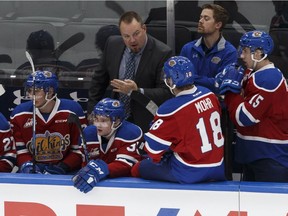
[0,113,10,130]
[10,101,33,117]
[253,67,283,91]
[157,97,186,115]
[83,125,99,142]
[59,98,84,115]
[83,125,96,136]
[116,121,143,142]
[157,86,211,115]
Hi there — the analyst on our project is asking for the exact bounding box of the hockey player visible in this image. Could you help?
[0,84,16,172]
[218,30,288,182]
[131,56,226,183]
[72,98,143,193]
[10,70,87,174]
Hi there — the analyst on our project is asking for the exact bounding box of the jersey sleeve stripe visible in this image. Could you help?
[175,153,224,167]
[145,132,171,147]
[236,103,259,126]
[237,132,288,144]
[116,154,139,166]
[15,141,25,147]
[145,142,163,155]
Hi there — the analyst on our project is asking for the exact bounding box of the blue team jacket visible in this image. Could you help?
[180,36,238,93]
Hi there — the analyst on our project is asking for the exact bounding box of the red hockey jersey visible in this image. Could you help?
[82,121,143,178]
[144,86,225,183]
[10,98,87,171]
[0,113,16,172]
[225,64,288,165]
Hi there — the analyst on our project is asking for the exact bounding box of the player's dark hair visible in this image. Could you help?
[119,11,144,26]
[202,3,229,31]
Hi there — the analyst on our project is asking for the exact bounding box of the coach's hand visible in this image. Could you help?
[110,79,138,95]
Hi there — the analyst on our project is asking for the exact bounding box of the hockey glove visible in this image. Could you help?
[72,159,109,193]
[19,161,42,174]
[215,69,227,89]
[215,63,241,89]
[44,162,70,175]
[219,64,244,95]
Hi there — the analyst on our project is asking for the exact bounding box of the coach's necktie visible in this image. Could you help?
[120,52,136,119]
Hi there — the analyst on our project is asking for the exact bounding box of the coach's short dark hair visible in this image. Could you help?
[119,11,144,26]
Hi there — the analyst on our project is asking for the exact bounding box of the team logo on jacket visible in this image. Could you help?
[211,57,221,64]
[27,130,70,161]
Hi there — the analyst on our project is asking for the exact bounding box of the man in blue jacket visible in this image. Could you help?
[180,3,237,93]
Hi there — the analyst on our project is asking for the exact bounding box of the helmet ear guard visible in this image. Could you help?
[93,98,125,122]
[163,56,195,88]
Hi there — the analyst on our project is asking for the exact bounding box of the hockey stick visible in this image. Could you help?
[25,51,37,172]
[67,113,89,162]
[53,32,85,60]
[130,90,158,116]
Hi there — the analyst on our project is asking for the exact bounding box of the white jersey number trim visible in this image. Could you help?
[196,111,224,153]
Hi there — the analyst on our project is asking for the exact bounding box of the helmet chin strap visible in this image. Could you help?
[251,53,267,70]
[164,79,177,95]
[38,93,57,110]
[104,121,122,139]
